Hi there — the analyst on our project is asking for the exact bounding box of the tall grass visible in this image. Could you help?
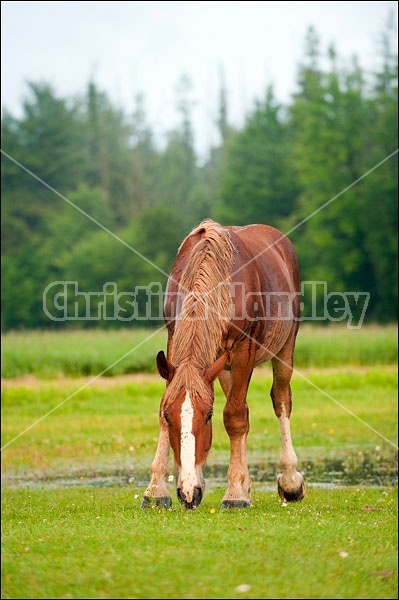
[1,324,397,379]
[1,327,165,378]
[294,324,397,367]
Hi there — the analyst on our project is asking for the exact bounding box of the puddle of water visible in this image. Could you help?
[205,451,398,488]
[2,448,397,489]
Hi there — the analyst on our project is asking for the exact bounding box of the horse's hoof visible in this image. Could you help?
[221,499,252,509]
[156,496,172,508]
[278,479,306,502]
[141,495,151,509]
[141,495,172,509]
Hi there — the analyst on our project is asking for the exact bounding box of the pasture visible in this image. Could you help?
[1,325,398,599]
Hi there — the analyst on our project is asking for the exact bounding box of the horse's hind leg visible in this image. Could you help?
[271,337,305,502]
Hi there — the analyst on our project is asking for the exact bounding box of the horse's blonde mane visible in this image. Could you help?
[170,219,233,371]
[163,362,211,410]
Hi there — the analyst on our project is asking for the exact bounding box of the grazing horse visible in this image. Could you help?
[142,219,305,510]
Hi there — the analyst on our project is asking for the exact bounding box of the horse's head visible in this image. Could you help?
[156,350,228,509]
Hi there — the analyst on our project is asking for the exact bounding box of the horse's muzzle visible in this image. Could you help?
[177,486,203,509]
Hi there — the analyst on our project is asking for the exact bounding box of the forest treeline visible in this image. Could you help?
[1,25,398,330]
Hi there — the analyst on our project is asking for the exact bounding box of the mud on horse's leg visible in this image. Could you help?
[271,349,305,503]
[141,423,172,509]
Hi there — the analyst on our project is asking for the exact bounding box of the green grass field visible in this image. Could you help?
[2,486,397,599]
[1,325,398,599]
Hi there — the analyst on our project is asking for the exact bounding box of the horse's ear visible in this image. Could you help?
[203,352,229,385]
[156,351,175,382]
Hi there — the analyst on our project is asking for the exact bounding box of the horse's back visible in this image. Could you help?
[169,221,298,288]
[229,223,298,268]
[227,223,300,294]
[165,221,300,359]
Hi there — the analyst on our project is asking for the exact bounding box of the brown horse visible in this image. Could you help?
[142,219,305,510]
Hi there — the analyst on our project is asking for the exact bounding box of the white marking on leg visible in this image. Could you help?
[278,405,300,491]
[144,423,170,500]
[180,391,197,502]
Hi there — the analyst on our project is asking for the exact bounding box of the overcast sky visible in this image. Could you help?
[2,1,397,158]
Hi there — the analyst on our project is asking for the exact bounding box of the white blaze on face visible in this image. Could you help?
[179,391,197,501]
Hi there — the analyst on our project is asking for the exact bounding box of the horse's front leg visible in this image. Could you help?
[221,356,253,509]
[271,344,305,503]
[141,421,172,509]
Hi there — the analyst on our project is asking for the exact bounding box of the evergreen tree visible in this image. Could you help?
[356,17,398,319]
[289,25,397,321]
[130,93,162,214]
[83,81,134,224]
[216,85,298,227]
[157,74,198,229]
[1,83,86,253]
